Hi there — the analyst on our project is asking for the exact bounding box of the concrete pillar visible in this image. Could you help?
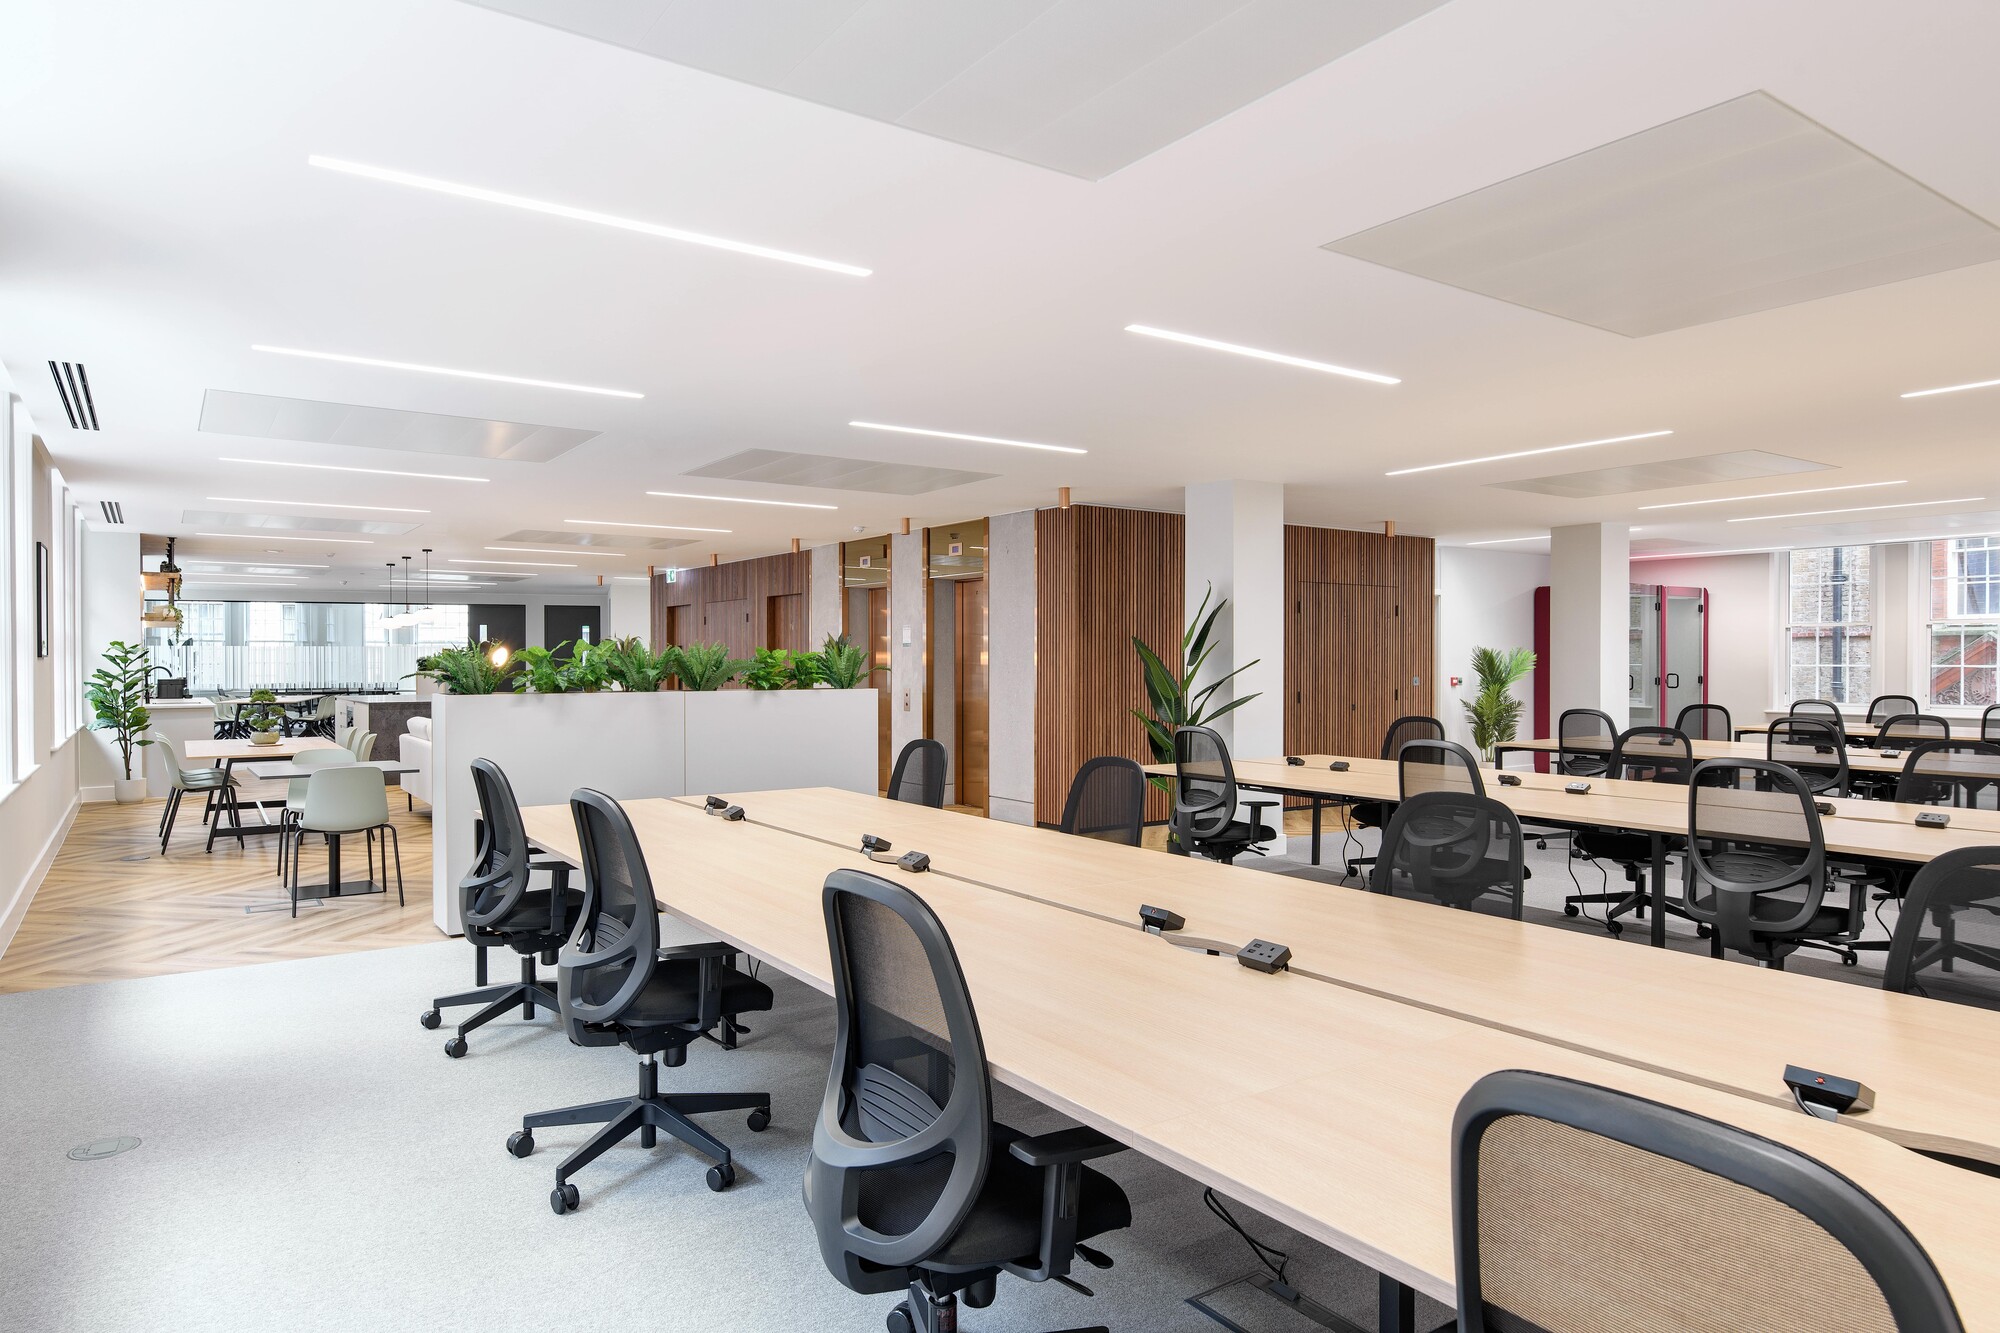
[808,544,843,648]
[1550,523,1631,720]
[986,510,1036,825]
[1183,481,1285,763]
[889,529,926,759]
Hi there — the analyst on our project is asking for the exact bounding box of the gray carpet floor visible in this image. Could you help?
[0,937,1444,1333]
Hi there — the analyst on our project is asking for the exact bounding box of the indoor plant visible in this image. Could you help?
[512,644,571,694]
[672,642,750,691]
[742,646,824,690]
[818,634,883,689]
[86,639,157,802]
[600,636,677,692]
[1462,646,1536,762]
[1131,583,1260,790]
[240,689,286,745]
[409,641,513,695]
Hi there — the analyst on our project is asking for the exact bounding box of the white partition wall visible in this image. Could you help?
[429,689,877,933]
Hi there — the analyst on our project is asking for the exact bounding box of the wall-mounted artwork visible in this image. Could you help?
[34,541,48,658]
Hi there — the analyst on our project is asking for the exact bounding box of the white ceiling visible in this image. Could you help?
[4,0,2000,595]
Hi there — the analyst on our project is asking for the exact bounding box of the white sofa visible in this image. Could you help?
[400,715,431,810]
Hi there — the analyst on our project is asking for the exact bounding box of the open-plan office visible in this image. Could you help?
[7,3,2000,1331]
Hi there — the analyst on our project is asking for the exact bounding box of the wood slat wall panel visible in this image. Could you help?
[649,552,812,662]
[1035,506,1184,827]
[1284,526,1436,775]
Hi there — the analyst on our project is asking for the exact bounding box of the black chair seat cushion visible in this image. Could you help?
[1349,800,1393,830]
[1576,830,1652,865]
[618,959,775,1030]
[930,1123,1132,1270]
[1198,820,1276,849]
[487,887,584,942]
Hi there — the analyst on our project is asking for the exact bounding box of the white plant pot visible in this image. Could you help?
[414,676,436,699]
[113,776,146,804]
[250,731,280,746]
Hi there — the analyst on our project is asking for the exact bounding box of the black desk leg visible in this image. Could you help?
[1378,1275,1413,1333]
[1650,831,1668,949]
[1311,798,1323,867]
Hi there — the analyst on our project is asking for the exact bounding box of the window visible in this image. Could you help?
[148,599,475,694]
[1926,537,2000,708]
[1784,546,1872,705]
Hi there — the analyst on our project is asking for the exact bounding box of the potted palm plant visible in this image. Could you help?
[1462,646,1537,762]
[86,639,156,802]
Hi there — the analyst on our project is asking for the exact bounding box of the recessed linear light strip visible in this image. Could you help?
[1727,496,1986,523]
[180,560,330,569]
[307,156,871,278]
[1124,325,1399,386]
[565,518,731,533]
[450,558,574,568]
[196,531,374,544]
[848,421,1085,456]
[1638,481,1906,511]
[645,491,836,510]
[1902,377,2000,399]
[207,496,430,514]
[220,457,488,483]
[252,345,642,399]
[1464,535,1548,546]
[1386,430,1672,477]
[485,546,623,557]
[1632,528,2000,562]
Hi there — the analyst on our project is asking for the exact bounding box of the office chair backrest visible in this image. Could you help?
[1893,741,2000,807]
[1378,714,1444,761]
[1985,704,2000,744]
[298,763,385,832]
[1452,1069,1963,1333]
[1059,755,1145,846]
[1556,709,1616,777]
[1170,725,1238,845]
[808,869,992,1286]
[1398,739,1486,799]
[1685,760,1828,951]
[1878,713,1951,743]
[1674,702,1732,741]
[1370,791,1523,917]
[1867,694,1921,726]
[1767,717,1849,796]
[557,789,664,1041]
[1790,698,1846,739]
[1883,846,2000,1004]
[888,738,947,808]
[1610,726,1694,785]
[461,758,533,931]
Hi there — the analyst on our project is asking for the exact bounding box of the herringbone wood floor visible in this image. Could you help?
[0,792,437,994]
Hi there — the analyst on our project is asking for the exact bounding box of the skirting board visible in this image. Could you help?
[81,784,115,804]
[0,791,81,962]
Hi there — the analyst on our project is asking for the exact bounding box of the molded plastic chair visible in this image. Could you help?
[276,748,356,884]
[151,733,238,854]
[1058,756,1145,846]
[888,738,947,808]
[287,764,403,918]
[346,730,377,761]
[1451,1069,1964,1333]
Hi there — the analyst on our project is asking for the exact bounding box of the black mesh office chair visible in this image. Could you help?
[1674,702,1733,741]
[1345,715,1445,875]
[1167,726,1276,863]
[1369,791,1525,917]
[1680,760,1866,968]
[421,758,584,1058]
[1883,846,2000,1009]
[1451,1069,1965,1333]
[1768,717,1850,797]
[1790,698,1848,741]
[509,789,774,1214]
[1556,709,1617,778]
[1867,694,1922,727]
[1878,714,1952,744]
[1895,740,2000,809]
[1568,727,1698,937]
[1058,756,1145,846]
[1984,704,2000,743]
[804,870,1131,1333]
[890,738,948,808]
[1398,738,1486,798]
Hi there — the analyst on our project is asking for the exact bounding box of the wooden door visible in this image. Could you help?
[1292,582,1399,757]
[956,577,989,810]
[766,592,805,653]
[702,598,753,662]
[869,587,891,790]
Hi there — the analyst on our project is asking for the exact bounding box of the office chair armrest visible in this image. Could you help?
[1009,1126,1126,1168]
[656,941,740,962]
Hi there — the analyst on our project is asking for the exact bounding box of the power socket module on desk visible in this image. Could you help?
[1237,939,1292,973]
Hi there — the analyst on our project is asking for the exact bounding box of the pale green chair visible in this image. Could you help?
[286,764,403,917]
[276,749,355,883]
[152,734,237,854]
[347,730,378,762]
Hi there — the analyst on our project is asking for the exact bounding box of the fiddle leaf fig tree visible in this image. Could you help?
[86,640,156,780]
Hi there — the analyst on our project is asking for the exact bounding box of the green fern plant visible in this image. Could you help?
[672,642,750,691]
[408,642,512,694]
[599,636,676,692]
[512,644,569,694]
[1130,584,1260,785]
[1462,646,1536,760]
[818,633,884,689]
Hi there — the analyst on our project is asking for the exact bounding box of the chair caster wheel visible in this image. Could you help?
[443,1036,467,1059]
[419,1009,441,1030]
[1563,904,1579,917]
[706,1161,736,1192]
[747,1108,771,1132]
[886,1303,915,1333]
[1696,924,1713,939]
[507,1131,534,1158]
[550,1183,579,1215]
[1605,922,1623,938]
[1843,955,1859,967]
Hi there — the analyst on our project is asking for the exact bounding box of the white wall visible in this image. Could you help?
[81,527,140,800]
[986,509,1036,825]
[1435,547,1549,752]
[606,579,650,644]
[1628,552,1781,729]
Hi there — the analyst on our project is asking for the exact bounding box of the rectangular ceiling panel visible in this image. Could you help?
[1489,450,1826,499]
[1325,92,2000,336]
[496,528,695,551]
[199,389,599,462]
[687,448,995,494]
[181,509,420,536]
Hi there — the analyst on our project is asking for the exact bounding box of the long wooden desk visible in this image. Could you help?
[522,793,2000,1329]
[1495,733,1993,777]
[184,736,345,848]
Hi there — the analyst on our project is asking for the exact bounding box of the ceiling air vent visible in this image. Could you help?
[99,501,124,525]
[48,361,100,430]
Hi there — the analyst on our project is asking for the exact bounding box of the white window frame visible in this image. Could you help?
[1921,535,2000,713]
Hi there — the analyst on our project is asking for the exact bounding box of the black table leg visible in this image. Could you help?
[1311,798,1323,866]
[1650,831,1668,948]
[1378,1274,1413,1333]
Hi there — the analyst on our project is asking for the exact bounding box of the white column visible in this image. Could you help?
[1549,522,1630,720]
[986,510,1036,825]
[607,579,651,644]
[889,529,926,758]
[1183,481,1285,762]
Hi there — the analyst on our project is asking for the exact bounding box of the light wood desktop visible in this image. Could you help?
[185,737,345,842]
[520,793,2000,1327]
[1495,733,1987,777]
